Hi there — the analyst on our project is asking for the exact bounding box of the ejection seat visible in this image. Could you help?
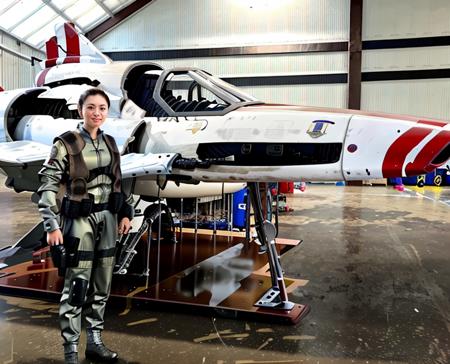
[128,73,160,116]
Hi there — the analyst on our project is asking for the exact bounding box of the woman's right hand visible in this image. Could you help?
[47,229,64,246]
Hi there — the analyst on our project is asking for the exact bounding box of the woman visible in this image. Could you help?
[38,88,133,364]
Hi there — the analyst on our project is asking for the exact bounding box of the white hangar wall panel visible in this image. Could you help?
[239,84,347,108]
[363,47,450,72]
[152,52,348,78]
[0,30,44,90]
[96,0,350,50]
[362,47,450,120]
[361,0,450,121]
[95,0,350,108]
[361,80,450,121]
[363,0,450,40]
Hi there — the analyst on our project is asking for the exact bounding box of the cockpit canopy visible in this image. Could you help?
[127,67,262,117]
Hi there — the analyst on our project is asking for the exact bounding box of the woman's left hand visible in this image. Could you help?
[118,217,131,235]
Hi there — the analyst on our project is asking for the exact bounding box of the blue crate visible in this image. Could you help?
[233,188,248,228]
[401,176,418,185]
[436,168,450,186]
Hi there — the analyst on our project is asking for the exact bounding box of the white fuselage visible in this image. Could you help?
[12,103,449,183]
[138,105,449,182]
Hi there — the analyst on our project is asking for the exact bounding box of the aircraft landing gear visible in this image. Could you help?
[247,182,295,310]
[114,203,175,275]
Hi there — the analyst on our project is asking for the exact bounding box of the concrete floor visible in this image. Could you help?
[0,177,449,364]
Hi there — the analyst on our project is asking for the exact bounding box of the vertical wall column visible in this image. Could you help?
[348,0,363,110]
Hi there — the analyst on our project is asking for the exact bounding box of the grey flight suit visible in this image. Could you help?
[38,124,134,344]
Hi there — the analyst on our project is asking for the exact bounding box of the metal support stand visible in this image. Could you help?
[180,198,184,241]
[156,192,162,284]
[247,182,295,310]
[245,188,251,241]
[274,182,279,233]
[142,222,152,277]
[213,197,217,235]
[195,197,198,233]
[229,193,233,231]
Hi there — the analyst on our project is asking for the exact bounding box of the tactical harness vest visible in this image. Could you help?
[56,130,124,218]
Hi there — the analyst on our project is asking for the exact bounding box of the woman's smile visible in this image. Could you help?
[79,94,109,137]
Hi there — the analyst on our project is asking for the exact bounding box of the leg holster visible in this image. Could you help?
[50,245,67,277]
[64,236,81,267]
[68,277,89,307]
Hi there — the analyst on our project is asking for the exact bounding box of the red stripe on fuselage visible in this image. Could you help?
[63,23,80,64]
[405,130,450,175]
[36,68,51,87]
[63,56,81,63]
[417,120,448,127]
[382,127,433,177]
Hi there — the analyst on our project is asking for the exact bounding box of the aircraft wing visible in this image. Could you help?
[0,141,51,192]
[0,140,50,165]
[0,142,241,197]
[0,141,180,192]
[0,140,179,178]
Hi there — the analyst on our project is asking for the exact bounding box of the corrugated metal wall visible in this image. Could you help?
[363,47,450,72]
[145,52,348,78]
[240,84,348,108]
[362,80,450,121]
[95,0,350,107]
[0,30,44,90]
[363,0,450,40]
[362,0,450,120]
[96,0,350,50]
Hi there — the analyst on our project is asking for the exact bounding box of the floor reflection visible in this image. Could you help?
[177,243,254,306]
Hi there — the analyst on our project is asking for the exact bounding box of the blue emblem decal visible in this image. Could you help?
[307,120,335,138]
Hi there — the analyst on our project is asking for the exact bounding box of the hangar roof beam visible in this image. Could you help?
[0,0,140,50]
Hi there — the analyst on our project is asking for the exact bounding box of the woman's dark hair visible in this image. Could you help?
[78,88,110,109]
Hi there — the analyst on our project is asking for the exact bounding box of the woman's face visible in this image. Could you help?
[79,94,109,132]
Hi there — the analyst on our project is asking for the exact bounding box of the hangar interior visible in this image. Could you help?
[0,1,449,363]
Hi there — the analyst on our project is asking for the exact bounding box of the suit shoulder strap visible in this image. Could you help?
[103,133,119,154]
[54,130,89,183]
[54,130,85,155]
[102,133,121,193]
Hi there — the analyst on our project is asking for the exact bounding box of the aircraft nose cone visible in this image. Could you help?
[382,126,450,177]
[343,115,450,181]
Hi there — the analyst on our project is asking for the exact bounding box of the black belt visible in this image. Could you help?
[91,202,110,213]
[78,248,116,261]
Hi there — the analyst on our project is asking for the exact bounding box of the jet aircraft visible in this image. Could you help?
[0,23,449,316]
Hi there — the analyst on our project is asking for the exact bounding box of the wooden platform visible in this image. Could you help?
[0,230,309,324]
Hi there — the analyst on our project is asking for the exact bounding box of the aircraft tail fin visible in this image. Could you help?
[41,22,111,68]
